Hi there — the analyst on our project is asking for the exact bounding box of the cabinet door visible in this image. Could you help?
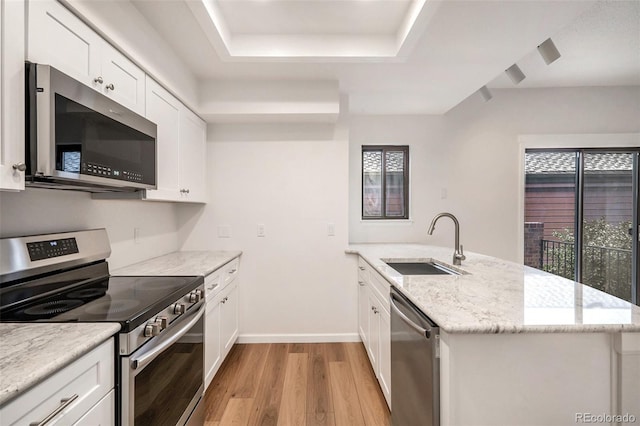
[178,107,207,203]
[205,297,222,390]
[72,390,115,426]
[144,77,181,201]
[100,40,146,116]
[0,0,26,190]
[220,282,239,356]
[0,339,114,425]
[367,290,380,372]
[378,306,392,408]
[358,279,369,345]
[27,0,101,89]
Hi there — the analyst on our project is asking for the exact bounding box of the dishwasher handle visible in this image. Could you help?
[390,293,432,339]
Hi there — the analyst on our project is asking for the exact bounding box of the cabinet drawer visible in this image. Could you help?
[369,269,391,313]
[204,270,222,299]
[357,257,369,284]
[72,389,115,426]
[222,258,240,288]
[1,339,115,426]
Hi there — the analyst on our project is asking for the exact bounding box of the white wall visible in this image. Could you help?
[443,86,640,262]
[348,86,640,262]
[177,119,356,342]
[0,189,179,270]
[348,115,454,246]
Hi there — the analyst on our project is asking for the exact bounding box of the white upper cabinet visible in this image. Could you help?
[25,0,206,203]
[144,76,181,201]
[98,39,146,115]
[27,0,145,115]
[0,0,26,191]
[179,107,207,203]
[144,77,207,203]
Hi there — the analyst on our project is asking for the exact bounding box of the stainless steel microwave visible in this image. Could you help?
[25,62,157,192]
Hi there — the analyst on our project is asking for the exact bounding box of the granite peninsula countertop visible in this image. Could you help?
[347,244,640,334]
[112,250,242,276]
[0,323,120,406]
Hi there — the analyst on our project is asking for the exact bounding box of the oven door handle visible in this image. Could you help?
[131,304,205,371]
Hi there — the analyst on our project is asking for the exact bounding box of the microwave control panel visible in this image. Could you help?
[82,163,144,182]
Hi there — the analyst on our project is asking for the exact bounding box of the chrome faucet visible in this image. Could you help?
[427,212,466,266]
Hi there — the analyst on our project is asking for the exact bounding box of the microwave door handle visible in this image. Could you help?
[130,304,205,371]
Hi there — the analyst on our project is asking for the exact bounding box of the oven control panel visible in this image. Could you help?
[26,238,79,261]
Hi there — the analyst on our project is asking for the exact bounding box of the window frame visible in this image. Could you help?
[361,145,410,220]
[522,145,639,305]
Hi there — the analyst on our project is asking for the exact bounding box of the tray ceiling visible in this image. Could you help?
[128,0,639,114]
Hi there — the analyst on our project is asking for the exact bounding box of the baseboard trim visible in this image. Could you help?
[237,333,361,344]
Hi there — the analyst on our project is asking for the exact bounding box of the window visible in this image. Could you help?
[524,148,639,304]
[362,145,409,220]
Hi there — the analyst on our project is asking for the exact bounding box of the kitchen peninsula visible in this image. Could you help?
[348,244,640,425]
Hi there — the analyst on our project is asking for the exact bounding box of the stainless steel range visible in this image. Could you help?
[0,229,205,426]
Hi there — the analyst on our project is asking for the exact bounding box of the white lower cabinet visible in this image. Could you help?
[220,281,239,355]
[205,292,222,389]
[204,259,240,391]
[72,390,115,426]
[357,257,391,408]
[378,305,392,404]
[0,338,115,425]
[357,279,369,346]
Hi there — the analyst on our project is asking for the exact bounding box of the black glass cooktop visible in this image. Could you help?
[0,262,203,332]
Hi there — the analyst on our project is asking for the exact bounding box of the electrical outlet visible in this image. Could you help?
[327,222,335,236]
[257,224,265,237]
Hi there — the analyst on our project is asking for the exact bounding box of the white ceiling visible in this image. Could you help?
[130,0,640,114]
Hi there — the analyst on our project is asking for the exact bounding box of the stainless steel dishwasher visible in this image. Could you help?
[390,287,440,426]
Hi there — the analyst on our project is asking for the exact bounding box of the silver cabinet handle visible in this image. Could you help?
[12,162,26,172]
[390,294,432,338]
[358,280,365,286]
[30,394,79,426]
[221,296,228,304]
[106,83,115,91]
[228,269,236,274]
[358,266,365,271]
[94,76,103,84]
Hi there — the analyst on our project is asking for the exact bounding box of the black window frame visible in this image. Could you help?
[524,147,640,305]
[361,145,410,220]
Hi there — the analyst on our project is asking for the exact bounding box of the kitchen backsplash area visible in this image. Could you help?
[0,188,180,270]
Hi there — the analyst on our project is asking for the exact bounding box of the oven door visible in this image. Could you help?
[121,304,204,426]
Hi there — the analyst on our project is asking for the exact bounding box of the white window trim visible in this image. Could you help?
[517,133,640,264]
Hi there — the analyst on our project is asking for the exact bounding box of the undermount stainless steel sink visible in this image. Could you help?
[384,260,461,276]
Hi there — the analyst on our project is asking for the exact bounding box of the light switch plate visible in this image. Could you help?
[327,223,335,236]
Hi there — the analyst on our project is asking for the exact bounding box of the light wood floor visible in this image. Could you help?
[203,343,391,426]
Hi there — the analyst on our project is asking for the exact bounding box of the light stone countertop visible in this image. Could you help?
[112,250,242,276]
[347,243,640,334]
[0,323,120,406]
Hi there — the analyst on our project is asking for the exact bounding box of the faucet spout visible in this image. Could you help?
[427,212,466,266]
